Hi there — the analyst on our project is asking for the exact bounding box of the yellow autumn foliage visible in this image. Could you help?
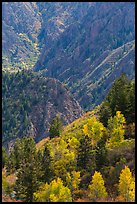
[118,166,135,202]
[88,171,108,201]
[66,171,81,191]
[106,111,126,148]
[83,116,105,147]
[33,177,72,202]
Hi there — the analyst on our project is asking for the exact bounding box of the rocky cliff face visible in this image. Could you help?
[36,2,94,47]
[2,2,135,111]
[25,75,83,141]
[73,40,135,108]
[2,71,83,147]
[34,2,135,110]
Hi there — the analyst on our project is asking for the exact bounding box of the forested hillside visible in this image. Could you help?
[2,2,135,202]
[2,70,83,148]
[2,2,41,71]
[2,2,135,109]
[2,74,135,202]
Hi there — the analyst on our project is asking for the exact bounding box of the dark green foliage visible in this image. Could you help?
[2,71,32,145]
[79,172,92,189]
[124,123,135,139]
[2,69,82,147]
[95,138,108,171]
[2,71,135,202]
[5,139,23,174]
[49,115,63,139]
[107,74,130,115]
[99,102,112,127]
[40,144,53,183]
[77,135,96,175]
[103,157,127,196]
[2,147,8,168]
[125,81,135,124]
[4,136,44,201]
[15,137,43,202]
[6,151,16,175]
[109,157,127,187]
[3,108,135,202]
[12,138,23,170]
[99,74,135,126]
[77,135,89,171]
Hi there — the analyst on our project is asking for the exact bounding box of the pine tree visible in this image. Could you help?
[6,151,16,174]
[12,138,23,170]
[106,73,129,116]
[95,137,108,171]
[100,73,135,125]
[77,135,96,174]
[99,101,112,126]
[126,81,135,123]
[49,115,63,139]
[2,147,8,168]
[41,144,53,183]
[15,137,43,202]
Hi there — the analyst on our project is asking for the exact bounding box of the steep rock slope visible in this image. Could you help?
[36,2,94,47]
[2,2,135,110]
[34,2,135,109]
[2,2,41,71]
[73,40,135,108]
[2,71,83,148]
[2,2,92,71]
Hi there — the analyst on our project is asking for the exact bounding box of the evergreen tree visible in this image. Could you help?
[15,137,43,202]
[5,138,23,174]
[49,115,63,139]
[99,101,112,126]
[77,135,96,175]
[107,74,129,116]
[41,144,53,183]
[12,138,22,170]
[77,135,90,171]
[6,151,16,174]
[99,74,135,125]
[95,137,108,171]
[2,147,8,168]
[125,81,135,124]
